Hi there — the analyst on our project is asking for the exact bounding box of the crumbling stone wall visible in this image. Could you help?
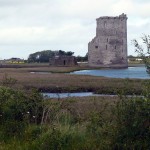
[88,13,128,68]
[49,56,77,66]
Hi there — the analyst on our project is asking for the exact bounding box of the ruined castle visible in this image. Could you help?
[88,13,128,68]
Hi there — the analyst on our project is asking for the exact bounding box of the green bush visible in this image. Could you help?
[113,97,150,149]
[85,81,150,149]
[0,87,44,140]
[30,126,87,150]
[0,80,149,149]
[24,125,47,141]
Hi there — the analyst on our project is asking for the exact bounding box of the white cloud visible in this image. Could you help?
[0,0,150,58]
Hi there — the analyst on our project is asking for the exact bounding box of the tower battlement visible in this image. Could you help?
[96,13,127,20]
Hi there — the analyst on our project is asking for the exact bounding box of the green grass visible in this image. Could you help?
[1,94,149,149]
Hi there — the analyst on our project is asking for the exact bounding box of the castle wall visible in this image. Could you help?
[88,13,128,68]
[49,56,77,66]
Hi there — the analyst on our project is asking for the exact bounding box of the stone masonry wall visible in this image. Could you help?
[49,56,77,66]
[88,13,128,68]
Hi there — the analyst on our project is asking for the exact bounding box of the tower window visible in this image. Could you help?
[106,45,107,50]
[64,60,66,65]
[115,46,116,49]
[95,46,98,49]
[104,21,107,28]
[107,38,108,42]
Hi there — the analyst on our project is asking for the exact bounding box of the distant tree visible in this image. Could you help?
[128,55,134,58]
[65,51,74,56]
[28,50,74,63]
[28,52,40,63]
[85,52,88,61]
[76,53,88,62]
[132,34,150,73]
[128,55,136,62]
[57,50,74,56]
[28,50,55,63]
[58,50,66,56]
[39,50,55,62]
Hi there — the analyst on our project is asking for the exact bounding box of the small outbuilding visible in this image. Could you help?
[49,56,77,66]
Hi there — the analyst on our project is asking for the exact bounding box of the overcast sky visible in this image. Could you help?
[0,0,150,59]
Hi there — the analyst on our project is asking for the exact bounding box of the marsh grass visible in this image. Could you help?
[0,66,146,95]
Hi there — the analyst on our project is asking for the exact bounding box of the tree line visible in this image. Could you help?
[28,50,74,63]
[28,50,88,63]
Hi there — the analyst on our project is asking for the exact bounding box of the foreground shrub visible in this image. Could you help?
[0,81,149,149]
[86,81,150,149]
[0,87,44,140]
[113,96,150,149]
[30,126,87,150]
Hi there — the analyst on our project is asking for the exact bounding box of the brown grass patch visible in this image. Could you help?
[0,66,147,94]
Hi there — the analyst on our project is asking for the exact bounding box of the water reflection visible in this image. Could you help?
[42,92,112,98]
[70,67,150,79]
[42,92,143,99]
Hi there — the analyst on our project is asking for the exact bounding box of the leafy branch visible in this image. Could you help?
[132,34,150,73]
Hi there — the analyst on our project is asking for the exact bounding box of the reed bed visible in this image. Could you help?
[0,66,146,95]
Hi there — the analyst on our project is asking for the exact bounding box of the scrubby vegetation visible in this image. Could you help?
[132,34,150,73]
[0,79,149,149]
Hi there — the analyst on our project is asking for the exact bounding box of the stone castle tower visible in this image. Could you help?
[88,13,128,68]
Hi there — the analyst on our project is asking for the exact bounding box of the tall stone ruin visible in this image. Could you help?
[88,13,128,68]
